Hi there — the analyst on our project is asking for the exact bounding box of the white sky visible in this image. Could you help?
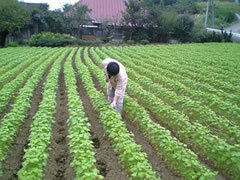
[19,0,80,10]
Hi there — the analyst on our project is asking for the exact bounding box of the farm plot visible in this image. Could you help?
[0,43,239,180]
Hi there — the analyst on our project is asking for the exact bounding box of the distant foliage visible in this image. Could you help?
[173,15,194,42]
[29,32,76,47]
[8,42,19,47]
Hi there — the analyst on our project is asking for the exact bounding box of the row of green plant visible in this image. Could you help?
[104,47,240,145]
[0,48,65,177]
[96,47,240,179]
[125,44,240,95]
[150,43,240,77]
[0,47,33,63]
[107,47,240,124]
[0,49,46,89]
[127,45,240,102]
[17,49,71,179]
[76,49,159,180]
[120,46,240,107]
[140,45,240,93]
[0,48,57,114]
[63,48,103,179]
[86,47,217,179]
[0,48,45,74]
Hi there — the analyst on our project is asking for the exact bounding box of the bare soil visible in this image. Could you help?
[44,53,75,180]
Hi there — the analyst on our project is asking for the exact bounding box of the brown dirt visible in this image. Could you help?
[44,53,75,180]
[87,48,179,179]
[72,49,128,179]
[0,58,55,180]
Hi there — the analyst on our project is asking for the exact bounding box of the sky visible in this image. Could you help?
[19,0,80,10]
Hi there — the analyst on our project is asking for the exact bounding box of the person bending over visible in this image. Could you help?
[102,58,128,114]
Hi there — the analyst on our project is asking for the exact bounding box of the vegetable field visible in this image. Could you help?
[0,43,239,180]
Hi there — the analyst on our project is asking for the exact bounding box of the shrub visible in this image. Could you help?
[140,40,150,45]
[126,40,135,45]
[8,42,19,47]
[29,32,76,47]
[30,39,75,47]
[173,15,194,42]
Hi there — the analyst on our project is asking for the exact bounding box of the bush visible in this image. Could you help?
[29,32,76,47]
[30,39,75,47]
[173,15,194,42]
[196,31,232,43]
[126,40,135,45]
[8,42,19,47]
[140,40,150,45]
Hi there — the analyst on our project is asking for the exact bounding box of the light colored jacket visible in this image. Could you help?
[102,58,128,96]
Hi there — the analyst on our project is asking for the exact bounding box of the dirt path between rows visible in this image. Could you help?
[0,57,56,180]
[72,49,128,179]
[44,52,74,180]
[87,48,180,179]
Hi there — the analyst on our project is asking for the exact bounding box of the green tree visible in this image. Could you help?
[0,0,30,47]
[174,0,200,14]
[63,4,91,38]
[45,10,65,33]
[122,0,177,42]
[173,14,194,42]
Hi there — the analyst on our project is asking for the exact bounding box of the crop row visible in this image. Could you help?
[106,47,240,145]
[76,49,159,179]
[114,47,240,108]
[0,48,43,75]
[103,47,240,125]
[17,49,71,179]
[138,46,240,91]
[126,44,239,85]
[95,47,240,179]
[123,46,240,98]
[87,47,217,179]
[0,49,48,89]
[64,48,103,179]
[0,47,35,64]
[0,48,66,177]
[0,48,60,114]
[152,43,240,74]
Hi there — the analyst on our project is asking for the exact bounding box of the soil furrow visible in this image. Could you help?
[72,49,128,179]
[44,53,74,180]
[0,59,55,180]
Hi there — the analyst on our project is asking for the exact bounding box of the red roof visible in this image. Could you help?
[79,0,126,24]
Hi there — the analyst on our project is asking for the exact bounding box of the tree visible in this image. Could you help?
[45,10,65,33]
[174,0,199,14]
[0,0,30,47]
[28,4,49,34]
[63,4,91,38]
[173,14,194,42]
[122,0,177,42]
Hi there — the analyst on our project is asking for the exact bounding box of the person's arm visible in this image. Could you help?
[102,61,109,82]
[111,95,120,108]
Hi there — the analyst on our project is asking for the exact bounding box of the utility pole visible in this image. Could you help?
[204,0,214,28]
[211,0,214,28]
[204,0,210,28]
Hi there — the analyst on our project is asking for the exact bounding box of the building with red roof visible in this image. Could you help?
[76,0,126,41]
[78,0,126,24]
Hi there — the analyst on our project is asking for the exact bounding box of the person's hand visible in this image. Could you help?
[111,101,116,108]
